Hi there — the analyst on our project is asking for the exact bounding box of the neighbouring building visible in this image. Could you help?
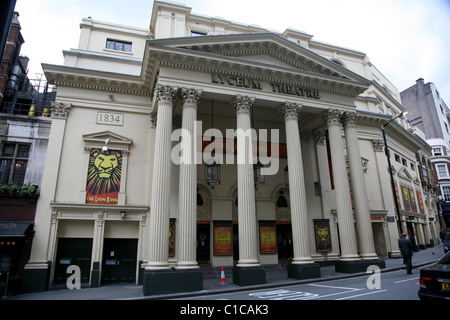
[0,10,54,295]
[401,78,450,229]
[22,1,439,295]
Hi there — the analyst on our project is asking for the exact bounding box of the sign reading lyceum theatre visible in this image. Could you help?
[211,73,320,99]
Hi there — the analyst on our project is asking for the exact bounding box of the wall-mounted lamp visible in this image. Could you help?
[103,138,110,152]
[120,211,126,219]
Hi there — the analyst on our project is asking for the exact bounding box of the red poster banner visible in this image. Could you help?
[409,188,417,212]
[417,191,424,213]
[86,149,122,205]
[213,225,232,256]
[200,137,287,158]
[401,185,411,211]
[259,225,277,254]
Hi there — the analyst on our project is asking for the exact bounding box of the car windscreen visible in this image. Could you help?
[438,252,450,265]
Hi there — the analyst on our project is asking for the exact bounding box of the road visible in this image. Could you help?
[175,268,422,300]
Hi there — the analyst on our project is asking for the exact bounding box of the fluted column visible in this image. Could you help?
[146,85,177,270]
[281,102,314,264]
[234,95,260,267]
[342,111,378,260]
[175,88,202,270]
[323,109,360,261]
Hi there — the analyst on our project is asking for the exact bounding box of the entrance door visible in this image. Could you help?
[102,238,138,284]
[197,223,210,263]
[276,223,293,260]
[372,223,387,256]
[54,238,92,284]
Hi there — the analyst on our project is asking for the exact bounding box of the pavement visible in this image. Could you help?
[4,244,446,300]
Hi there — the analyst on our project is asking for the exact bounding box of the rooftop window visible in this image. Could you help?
[106,39,132,52]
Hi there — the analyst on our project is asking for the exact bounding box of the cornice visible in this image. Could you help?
[50,201,149,213]
[356,110,429,151]
[43,63,152,96]
[143,43,370,98]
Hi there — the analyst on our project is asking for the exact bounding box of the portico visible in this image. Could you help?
[141,32,385,294]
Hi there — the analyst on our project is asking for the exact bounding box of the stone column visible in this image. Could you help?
[234,95,260,268]
[281,102,314,264]
[282,103,321,280]
[342,111,378,260]
[175,88,202,270]
[323,109,360,262]
[146,85,177,270]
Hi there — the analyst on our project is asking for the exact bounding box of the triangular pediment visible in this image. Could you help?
[143,33,372,97]
[83,131,132,151]
[397,167,413,182]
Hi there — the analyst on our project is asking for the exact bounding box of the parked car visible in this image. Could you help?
[419,251,450,300]
[444,233,450,254]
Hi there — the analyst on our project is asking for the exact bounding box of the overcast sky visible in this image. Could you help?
[14,0,450,104]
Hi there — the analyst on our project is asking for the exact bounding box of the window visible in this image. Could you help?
[0,143,30,184]
[402,158,407,167]
[105,39,132,52]
[437,164,449,179]
[395,154,401,163]
[442,186,450,201]
[433,147,443,156]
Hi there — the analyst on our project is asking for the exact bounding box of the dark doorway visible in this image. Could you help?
[197,223,210,263]
[406,222,418,251]
[102,238,138,284]
[54,238,93,284]
[276,223,293,260]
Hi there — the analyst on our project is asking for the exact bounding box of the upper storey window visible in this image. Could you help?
[106,39,132,52]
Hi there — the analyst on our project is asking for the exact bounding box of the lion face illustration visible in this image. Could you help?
[94,152,119,178]
[316,227,329,242]
[86,149,122,196]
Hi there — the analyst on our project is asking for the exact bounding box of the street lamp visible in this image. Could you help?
[382,111,408,235]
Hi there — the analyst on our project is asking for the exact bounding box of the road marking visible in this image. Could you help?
[308,283,360,291]
[336,289,387,300]
[249,289,319,300]
[394,277,419,284]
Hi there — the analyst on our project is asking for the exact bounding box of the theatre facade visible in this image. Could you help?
[22,1,440,294]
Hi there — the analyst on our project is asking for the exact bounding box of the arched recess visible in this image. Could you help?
[272,186,293,260]
[196,183,212,263]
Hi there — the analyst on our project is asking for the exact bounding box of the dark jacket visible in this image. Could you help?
[398,237,413,257]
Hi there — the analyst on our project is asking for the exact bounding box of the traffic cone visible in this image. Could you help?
[219,267,228,285]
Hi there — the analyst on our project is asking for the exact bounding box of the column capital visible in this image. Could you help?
[342,111,358,127]
[181,88,202,107]
[155,84,177,104]
[313,130,326,145]
[322,109,343,127]
[51,101,71,120]
[281,102,302,120]
[150,114,157,128]
[233,95,255,113]
[372,139,385,152]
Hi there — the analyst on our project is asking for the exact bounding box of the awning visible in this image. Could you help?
[0,221,33,237]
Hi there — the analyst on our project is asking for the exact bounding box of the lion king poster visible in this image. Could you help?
[314,219,332,252]
[86,148,122,204]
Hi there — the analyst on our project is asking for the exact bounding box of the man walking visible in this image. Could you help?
[398,233,413,274]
